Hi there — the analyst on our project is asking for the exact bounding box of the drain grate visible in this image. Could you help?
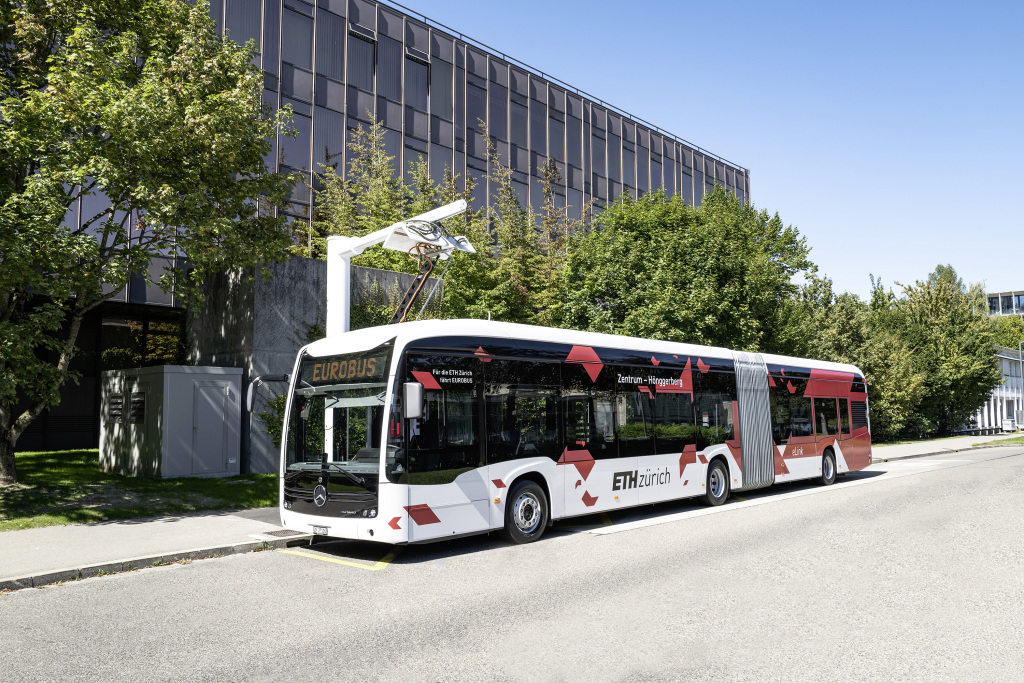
[263,529,309,538]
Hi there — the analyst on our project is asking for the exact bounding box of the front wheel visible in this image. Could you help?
[502,480,548,544]
[701,460,730,506]
[819,450,837,486]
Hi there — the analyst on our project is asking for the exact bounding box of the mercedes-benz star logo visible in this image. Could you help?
[313,484,327,507]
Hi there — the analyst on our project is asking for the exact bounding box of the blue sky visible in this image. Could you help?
[393,0,1022,299]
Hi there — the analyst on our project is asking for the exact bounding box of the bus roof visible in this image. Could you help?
[302,319,865,378]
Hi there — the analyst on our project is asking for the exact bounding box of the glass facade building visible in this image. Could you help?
[216,0,749,224]
[19,0,750,455]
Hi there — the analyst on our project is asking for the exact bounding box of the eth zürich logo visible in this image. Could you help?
[313,484,328,507]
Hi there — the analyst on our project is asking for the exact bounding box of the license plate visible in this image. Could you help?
[312,526,329,535]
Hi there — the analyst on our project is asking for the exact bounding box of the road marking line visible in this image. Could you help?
[732,495,750,502]
[280,547,402,571]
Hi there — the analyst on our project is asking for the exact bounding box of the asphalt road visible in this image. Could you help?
[3,448,1023,682]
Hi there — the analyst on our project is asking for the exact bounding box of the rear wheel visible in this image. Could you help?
[819,449,837,486]
[502,480,548,544]
[701,460,730,506]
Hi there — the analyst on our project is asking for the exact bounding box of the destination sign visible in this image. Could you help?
[300,341,393,386]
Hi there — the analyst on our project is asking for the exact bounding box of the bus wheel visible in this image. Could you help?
[819,450,837,486]
[701,460,730,507]
[502,480,548,544]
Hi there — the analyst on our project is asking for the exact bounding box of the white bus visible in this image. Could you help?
[278,319,872,544]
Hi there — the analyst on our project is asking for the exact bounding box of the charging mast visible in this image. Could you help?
[324,199,474,336]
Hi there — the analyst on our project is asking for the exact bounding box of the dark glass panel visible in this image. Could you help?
[430,59,452,119]
[510,102,527,147]
[281,9,313,70]
[607,133,620,182]
[377,36,401,101]
[405,58,428,111]
[429,143,451,183]
[279,109,311,171]
[488,83,507,138]
[548,118,564,162]
[405,106,428,140]
[348,0,374,29]
[566,115,581,166]
[315,74,344,112]
[280,63,313,102]
[529,99,545,154]
[406,20,428,50]
[225,0,261,49]
[430,31,453,61]
[466,83,486,132]
[262,0,279,75]
[651,157,662,190]
[313,106,345,170]
[315,10,345,81]
[681,169,692,204]
[591,133,604,176]
[347,35,374,92]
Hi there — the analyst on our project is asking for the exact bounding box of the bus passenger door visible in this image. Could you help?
[836,397,854,472]
[561,389,627,517]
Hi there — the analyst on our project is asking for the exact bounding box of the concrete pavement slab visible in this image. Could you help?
[0,507,306,591]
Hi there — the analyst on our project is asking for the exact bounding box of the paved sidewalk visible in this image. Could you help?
[2,432,1022,592]
[870,432,1022,462]
[0,507,310,592]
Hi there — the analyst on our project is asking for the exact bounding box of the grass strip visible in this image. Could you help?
[0,449,277,532]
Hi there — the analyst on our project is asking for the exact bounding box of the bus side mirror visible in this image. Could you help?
[403,382,424,420]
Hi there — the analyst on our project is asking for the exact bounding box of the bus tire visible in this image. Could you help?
[502,480,548,544]
[819,449,837,486]
[701,459,730,507]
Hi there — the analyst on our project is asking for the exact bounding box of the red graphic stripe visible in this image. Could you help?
[410,371,442,390]
[404,504,441,525]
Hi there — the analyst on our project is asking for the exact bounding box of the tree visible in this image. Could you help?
[0,0,293,485]
[889,266,1001,436]
[306,115,493,317]
[992,313,1024,350]
[561,187,812,351]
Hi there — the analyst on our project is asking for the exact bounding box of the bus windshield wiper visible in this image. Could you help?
[321,462,366,487]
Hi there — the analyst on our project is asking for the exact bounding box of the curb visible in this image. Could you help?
[871,442,1018,464]
[0,534,312,593]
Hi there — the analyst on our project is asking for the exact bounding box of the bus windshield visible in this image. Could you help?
[286,341,394,477]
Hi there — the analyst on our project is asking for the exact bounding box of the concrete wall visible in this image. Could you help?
[189,257,440,473]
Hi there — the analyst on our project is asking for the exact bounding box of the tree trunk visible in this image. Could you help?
[0,409,16,486]
[0,305,87,486]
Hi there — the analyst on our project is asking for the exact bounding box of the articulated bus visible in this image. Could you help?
[278,320,872,544]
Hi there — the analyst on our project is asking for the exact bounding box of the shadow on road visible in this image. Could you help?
[291,472,890,567]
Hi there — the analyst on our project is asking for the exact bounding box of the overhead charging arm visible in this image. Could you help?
[325,199,474,336]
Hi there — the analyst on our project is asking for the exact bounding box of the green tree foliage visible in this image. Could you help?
[0,0,293,485]
[561,187,812,351]
[887,266,1001,436]
[795,274,925,440]
[992,313,1024,350]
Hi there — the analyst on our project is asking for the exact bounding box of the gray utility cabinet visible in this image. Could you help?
[100,366,243,478]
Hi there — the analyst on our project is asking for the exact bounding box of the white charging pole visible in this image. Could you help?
[324,200,471,337]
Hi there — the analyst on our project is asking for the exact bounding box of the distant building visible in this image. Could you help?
[987,291,1024,317]
[971,346,1023,433]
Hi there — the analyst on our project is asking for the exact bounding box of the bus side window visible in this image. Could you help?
[769,386,789,445]
[486,358,562,464]
[402,354,482,485]
[562,359,616,458]
[838,398,851,435]
[616,388,655,457]
[813,397,838,436]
